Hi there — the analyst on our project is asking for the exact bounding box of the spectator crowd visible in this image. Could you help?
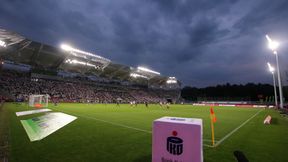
[0,70,179,103]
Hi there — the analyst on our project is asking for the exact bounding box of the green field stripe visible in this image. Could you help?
[53,107,152,134]
[53,107,214,147]
[214,108,264,147]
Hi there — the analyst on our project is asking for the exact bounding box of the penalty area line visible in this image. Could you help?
[214,108,264,147]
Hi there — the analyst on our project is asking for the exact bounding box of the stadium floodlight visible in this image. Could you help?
[166,77,178,84]
[267,62,278,107]
[0,40,7,47]
[267,62,275,73]
[130,73,149,79]
[167,80,177,84]
[137,66,160,75]
[60,44,73,51]
[64,59,98,68]
[266,35,279,51]
[60,43,111,62]
[266,34,283,109]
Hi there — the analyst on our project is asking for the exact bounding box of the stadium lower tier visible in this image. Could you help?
[0,71,179,103]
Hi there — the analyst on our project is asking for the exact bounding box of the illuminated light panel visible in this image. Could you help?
[64,59,99,68]
[267,62,275,73]
[130,73,149,79]
[266,35,279,51]
[0,40,6,47]
[137,66,160,75]
[166,76,177,84]
[60,44,73,51]
[60,44,110,62]
[166,80,177,84]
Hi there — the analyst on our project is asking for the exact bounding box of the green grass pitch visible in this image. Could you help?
[1,103,288,162]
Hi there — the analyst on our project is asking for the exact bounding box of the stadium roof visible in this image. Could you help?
[0,28,181,87]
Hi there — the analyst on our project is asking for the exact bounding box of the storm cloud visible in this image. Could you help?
[1,0,288,87]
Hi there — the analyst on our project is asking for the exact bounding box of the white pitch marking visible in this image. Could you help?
[78,113,153,134]
[53,108,214,147]
[203,144,214,148]
[53,108,152,134]
[215,109,264,147]
[203,139,218,142]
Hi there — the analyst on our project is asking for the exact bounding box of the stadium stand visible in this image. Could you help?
[0,70,178,103]
[0,28,181,103]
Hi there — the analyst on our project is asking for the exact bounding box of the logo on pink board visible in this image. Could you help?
[167,131,183,155]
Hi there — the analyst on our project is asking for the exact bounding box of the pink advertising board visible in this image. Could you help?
[152,117,203,162]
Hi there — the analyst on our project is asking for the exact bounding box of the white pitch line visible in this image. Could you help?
[53,108,152,134]
[203,144,214,148]
[79,113,153,134]
[203,139,219,142]
[53,108,215,147]
[214,109,264,147]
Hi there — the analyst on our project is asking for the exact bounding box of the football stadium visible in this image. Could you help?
[1,1,288,161]
[1,28,288,162]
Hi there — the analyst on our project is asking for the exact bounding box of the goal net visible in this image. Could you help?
[29,94,49,108]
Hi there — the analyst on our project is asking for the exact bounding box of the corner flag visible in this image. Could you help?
[210,107,216,146]
[210,107,217,123]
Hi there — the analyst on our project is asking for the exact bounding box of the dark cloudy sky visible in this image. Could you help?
[1,0,288,87]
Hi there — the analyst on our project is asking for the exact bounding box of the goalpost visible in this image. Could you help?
[29,94,49,108]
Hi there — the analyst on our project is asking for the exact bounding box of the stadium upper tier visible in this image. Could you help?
[0,28,180,88]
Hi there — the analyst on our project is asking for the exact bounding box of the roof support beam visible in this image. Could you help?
[108,66,126,79]
[30,43,43,66]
